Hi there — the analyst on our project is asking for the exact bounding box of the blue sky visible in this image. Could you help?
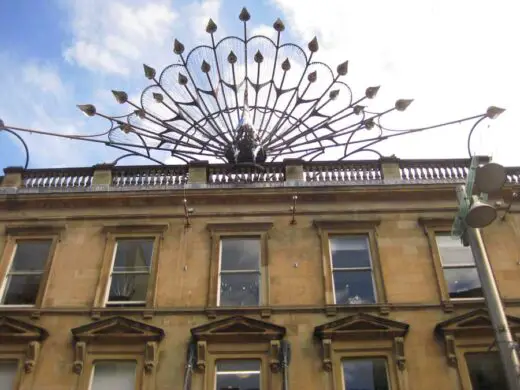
[1,0,519,170]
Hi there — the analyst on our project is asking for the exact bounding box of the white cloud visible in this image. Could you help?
[272,0,520,164]
[22,63,66,98]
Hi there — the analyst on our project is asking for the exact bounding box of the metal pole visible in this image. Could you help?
[464,222,520,389]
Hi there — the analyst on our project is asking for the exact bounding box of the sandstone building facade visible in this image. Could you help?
[0,157,519,390]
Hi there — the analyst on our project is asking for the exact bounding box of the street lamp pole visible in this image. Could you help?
[455,169,520,389]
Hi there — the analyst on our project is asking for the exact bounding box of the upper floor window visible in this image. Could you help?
[0,360,18,389]
[330,235,376,304]
[1,240,52,305]
[90,361,137,390]
[106,239,154,307]
[435,234,482,299]
[215,360,261,390]
[466,352,506,390]
[342,358,390,390]
[218,237,261,307]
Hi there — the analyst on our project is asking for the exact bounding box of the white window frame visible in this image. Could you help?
[214,359,262,390]
[217,236,262,307]
[104,238,154,307]
[329,235,376,305]
[0,240,52,307]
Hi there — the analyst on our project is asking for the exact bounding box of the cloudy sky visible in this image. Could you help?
[0,0,518,170]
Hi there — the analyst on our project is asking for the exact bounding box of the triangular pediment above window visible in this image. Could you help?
[191,316,286,343]
[435,309,520,338]
[314,313,409,341]
[71,316,164,344]
[0,316,48,343]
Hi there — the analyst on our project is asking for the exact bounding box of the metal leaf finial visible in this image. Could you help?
[239,7,251,22]
[178,73,188,85]
[308,37,319,53]
[307,71,317,83]
[77,104,96,117]
[134,109,146,119]
[353,105,364,115]
[273,18,285,32]
[206,18,217,34]
[228,51,237,64]
[337,61,349,76]
[143,64,156,80]
[329,89,340,100]
[395,99,413,111]
[486,106,505,119]
[112,90,128,104]
[365,86,380,99]
[173,39,185,55]
[153,93,164,103]
[281,58,291,71]
[364,118,375,129]
[201,60,211,73]
[254,50,264,63]
[121,123,133,134]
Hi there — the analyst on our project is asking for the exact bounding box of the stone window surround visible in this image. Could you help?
[71,316,164,390]
[313,219,388,316]
[0,316,48,390]
[314,312,410,390]
[434,308,520,390]
[91,224,168,317]
[206,222,273,317]
[0,225,63,312]
[418,217,485,312]
[190,315,286,390]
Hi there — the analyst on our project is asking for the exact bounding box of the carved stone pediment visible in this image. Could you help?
[0,316,48,344]
[435,308,520,339]
[314,313,409,341]
[71,316,164,344]
[191,315,286,343]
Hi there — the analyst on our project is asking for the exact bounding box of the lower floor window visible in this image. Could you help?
[215,360,261,390]
[342,358,389,390]
[90,361,137,390]
[466,352,506,390]
[0,360,18,388]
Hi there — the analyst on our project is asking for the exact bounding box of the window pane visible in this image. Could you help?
[330,236,371,268]
[343,358,389,390]
[333,270,375,304]
[91,361,136,390]
[221,238,260,271]
[466,352,506,390]
[216,360,260,390]
[108,274,149,303]
[0,361,18,389]
[113,239,153,272]
[444,268,482,299]
[2,274,42,305]
[11,240,51,272]
[436,235,475,266]
[219,273,260,306]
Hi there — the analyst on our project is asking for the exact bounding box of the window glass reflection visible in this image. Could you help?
[342,358,389,390]
[216,360,260,390]
[466,352,506,390]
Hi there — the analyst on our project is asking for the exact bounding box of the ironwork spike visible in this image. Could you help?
[273,18,285,32]
[281,58,291,71]
[143,64,156,80]
[239,7,251,22]
[178,73,188,85]
[134,109,146,119]
[486,106,506,119]
[173,39,185,55]
[153,92,164,103]
[121,123,133,134]
[364,118,375,129]
[111,90,128,104]
[228,51,237,64]
[201,60,211,73]
[329,89,340,100]
[337,61,349,76]
[365,86,380,99]
[206,18,217,34]
[0,119,4,128]
[307,71,317,83]
[308,37,319,53]
[353,105,364,115]
[395,99,413,111]
[254,50,264,63]
[77,104,96,117]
